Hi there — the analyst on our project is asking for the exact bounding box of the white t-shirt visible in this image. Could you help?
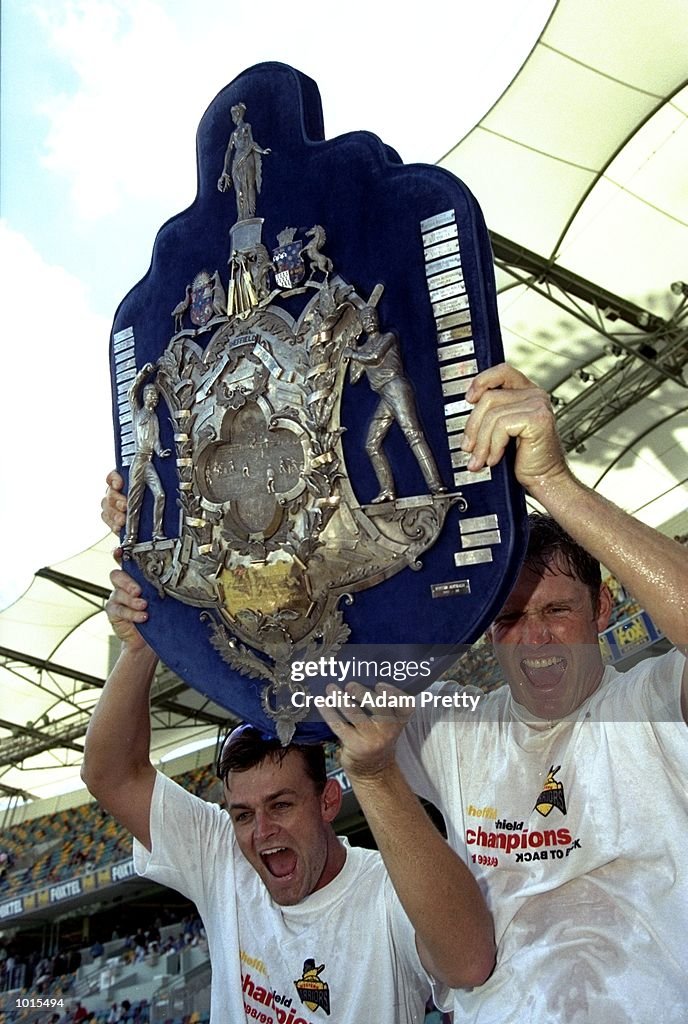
[134,773,430,1024]
[397,648,688,1023]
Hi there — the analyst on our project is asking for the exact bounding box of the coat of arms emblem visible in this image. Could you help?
[272,229,305,288]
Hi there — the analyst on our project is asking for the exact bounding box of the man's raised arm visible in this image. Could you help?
[462,364,688,657]
[319,686,495,990]
[81,570,157,848]
[99,473,495,983]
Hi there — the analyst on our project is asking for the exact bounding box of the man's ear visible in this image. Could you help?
[320,778,342,824]
[595,583,614,633]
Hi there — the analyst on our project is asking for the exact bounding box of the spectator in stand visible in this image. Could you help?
[52,951,68,977]
[34,955,52,989]
[89,940,104,961]
[3,951,22,992]
[0,850,13,878]
[70,1002,88,1024]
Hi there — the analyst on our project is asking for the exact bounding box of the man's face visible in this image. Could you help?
[143,387,158,410]
[488,560,612,719]
[225,751,341,906]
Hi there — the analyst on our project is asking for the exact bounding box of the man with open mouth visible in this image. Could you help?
[388,363,688,1023]
[82,553,495,1023]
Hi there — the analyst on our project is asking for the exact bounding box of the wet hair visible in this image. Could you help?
[525,512,602,609]
[217,724,327,794]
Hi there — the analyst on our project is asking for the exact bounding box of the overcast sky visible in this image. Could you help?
[0,0,554,611]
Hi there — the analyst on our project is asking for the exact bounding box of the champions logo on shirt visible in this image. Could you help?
[294,958,331,1016]
[465,765,579,864]
[534,765,567,818]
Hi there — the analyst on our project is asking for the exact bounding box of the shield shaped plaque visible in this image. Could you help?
[109,62,527,742]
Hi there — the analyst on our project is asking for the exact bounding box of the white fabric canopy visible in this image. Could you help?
[442,0,687,534]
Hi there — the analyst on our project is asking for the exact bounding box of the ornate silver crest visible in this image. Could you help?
[114,93,494,743]
[110,75,528,741]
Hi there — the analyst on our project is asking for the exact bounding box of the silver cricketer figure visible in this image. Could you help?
[123,363,171,549]
[344,306,446,503]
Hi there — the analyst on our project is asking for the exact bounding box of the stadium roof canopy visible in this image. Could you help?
[1,0,686,810]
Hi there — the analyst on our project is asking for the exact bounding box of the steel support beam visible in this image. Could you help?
[490,233,688,450]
